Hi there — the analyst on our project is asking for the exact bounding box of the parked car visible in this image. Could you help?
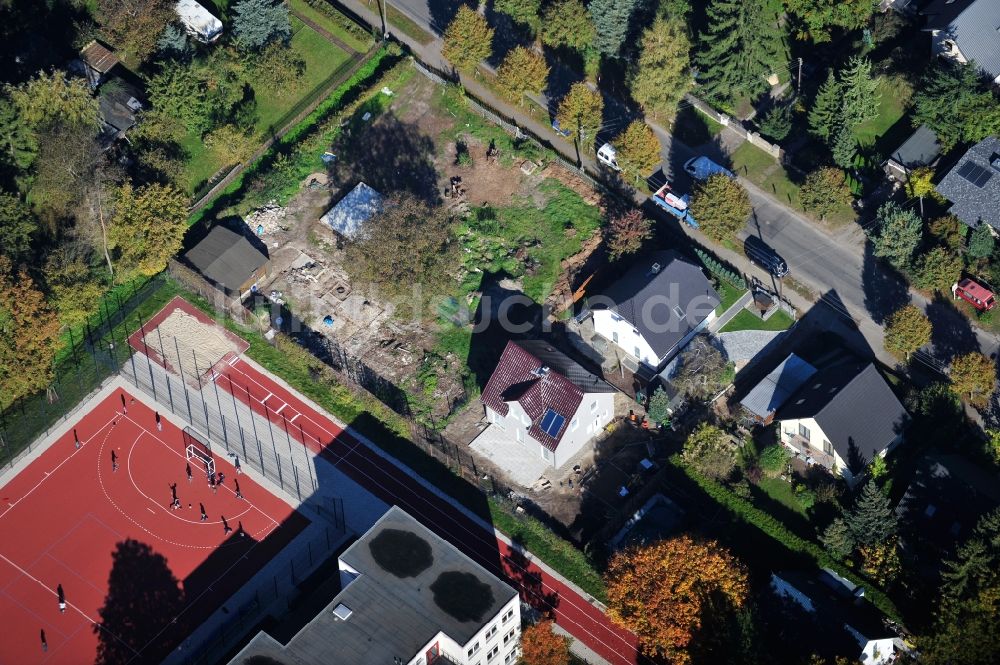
[744,235,788,278]
[597,143,621,171]
[953,278,996,311]
[684,156,735,181]
[552,118,571,138]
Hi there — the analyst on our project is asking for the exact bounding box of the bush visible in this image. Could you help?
[759,104,792,141]
[759,443,791,478]
[794,483,816,510]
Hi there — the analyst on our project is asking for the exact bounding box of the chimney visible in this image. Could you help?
[651,262,662,274]
[534,366,550,377]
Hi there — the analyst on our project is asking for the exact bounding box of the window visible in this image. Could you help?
[634,346,641,358]
[503,628,517,646]
[571,417,579,431]
[505,650,519,664]
[486,624,498,641]
[591,401,598,413]
[798,424,810,441]
[468,642,481,658]
[541,447,553,461]
[516,427,524,443]
[491,412,505,431]
[487,645,500,661]
[822,440,832,455]
[502,608,515,624]
[612,331,619,343]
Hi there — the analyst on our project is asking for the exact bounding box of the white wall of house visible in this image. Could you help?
[592,309,717,370]
[407,596,521,665]
[485,392,614,469]
[779,416,897,485]
[853,632,897,665]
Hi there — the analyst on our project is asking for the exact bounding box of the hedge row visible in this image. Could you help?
[670,457,900,621]
[694,247,747,290]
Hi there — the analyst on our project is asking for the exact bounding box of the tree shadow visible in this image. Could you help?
[503,535,561,614]
[482,3,533,68]
[861,239,910,326]
[93,539,187,665]
[424,0,475,37]
[688,591,759,665]
[327,111,441,205]
[926,291,980,364]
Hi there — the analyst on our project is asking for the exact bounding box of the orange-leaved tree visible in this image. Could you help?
[605,534,749,663]
[519,620,570,665]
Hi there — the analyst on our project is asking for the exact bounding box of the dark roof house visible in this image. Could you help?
[97,77,144,148]
[777,361,908,474]
[885,124,941,181]
[922,0,1000,81]
[481,340,615,452]
[935,136,1000,229]
[183,226,269,299]
[230,506,520,665]
[589,250,720,365]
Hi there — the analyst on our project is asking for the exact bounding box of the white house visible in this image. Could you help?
[772,360,908,486]
[588,251,719,371]
[478,340,617,471]
[921,0,1000,83]
[175,0,223,43]
[771,569,907,665]
[230,506,522,665]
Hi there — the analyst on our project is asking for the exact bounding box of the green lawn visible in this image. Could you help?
[288,0,373,52]
[714,279,747,316]
[386,3,435,45]
[756,477,807,517]
[672,105,724,147]
[720,307,794,332]
[853,76,911,148]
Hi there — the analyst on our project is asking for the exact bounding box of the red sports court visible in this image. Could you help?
[0,389,307,664]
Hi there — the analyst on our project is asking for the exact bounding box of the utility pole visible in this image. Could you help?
[377,0,388,40]
[797,57,803,92]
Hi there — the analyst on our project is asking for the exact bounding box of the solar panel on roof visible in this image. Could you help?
[956,161,993,188]
[539,408,566,437]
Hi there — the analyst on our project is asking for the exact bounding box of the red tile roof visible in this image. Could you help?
[480,341,586,451]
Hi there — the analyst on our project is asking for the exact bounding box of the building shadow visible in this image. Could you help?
[861,239,911,326]
[503,536,560,614]
[925,291,980,364]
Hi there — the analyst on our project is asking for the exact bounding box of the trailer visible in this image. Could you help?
[650,182,697,227]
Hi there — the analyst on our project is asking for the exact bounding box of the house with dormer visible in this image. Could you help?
[477,340,616,473]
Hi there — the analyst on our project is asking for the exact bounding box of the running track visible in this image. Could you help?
[213,357,645,665]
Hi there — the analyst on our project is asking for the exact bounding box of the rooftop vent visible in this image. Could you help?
[651,262,662,274]
[534,366,549,377]
[332,603,353,620]
[992,156,1000,172]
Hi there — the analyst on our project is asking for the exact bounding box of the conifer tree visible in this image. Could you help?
[696,0,787,103]
[845,481,897,548]
[840,56,880,129]
[442,6,494,74]
[808,70,841,140]
[628,16,691,121]
[589,0,641,58]
[832,124,857,168]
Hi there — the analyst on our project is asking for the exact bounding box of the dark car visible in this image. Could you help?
[744,236,788,278]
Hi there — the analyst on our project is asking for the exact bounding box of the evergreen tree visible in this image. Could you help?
[495,0,541,34]
[0,98,37,176]
[495,46,549,105]
[541,0,595,52]
[839,56,880,129]
[628,16,691,122]
[831,124,857,168]
[231,0,291,50]
[913,62,1000,151]
[820,517,855,559]
[845,481,897,548]
[808,70,841,141]
[157,23,191,59]
[647,386,672,424]
[869,201,922,269]
[759,104,792,141]
[442,6,494,74]
[967,224,996,260]
[0,191,36,264]
[589,0,641,58]
[696,0,787,103]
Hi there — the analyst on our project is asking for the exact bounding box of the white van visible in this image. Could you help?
[597,143,621,171]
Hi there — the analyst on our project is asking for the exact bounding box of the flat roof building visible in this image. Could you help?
[230,506,522,665]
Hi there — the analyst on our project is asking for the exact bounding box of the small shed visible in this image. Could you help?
[79,41,119,89]
[740,353,817,425]
[320,182,384,240]
[885,124,941,181]
[183,226,269,300]
[175,0,223,43]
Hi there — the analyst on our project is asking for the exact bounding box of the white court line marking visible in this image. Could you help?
[147,508,155,514]
[274,404,287,415]
[289,414,301,423]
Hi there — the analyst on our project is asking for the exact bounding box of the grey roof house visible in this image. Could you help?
[230,506,521,665]
[588,251,720,371]
[922,0,1000,82]
[884,125,941,181]
[740,353,817,425]
[770,359,908,485]
[935,136,1000,230]
[183,226,269,300]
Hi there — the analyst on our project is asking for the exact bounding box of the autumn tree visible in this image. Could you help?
[251,41,307,91]
[949,352,995,408]
[43,248,106,329]
[0,191,37,263]
[495,0,541,34]
[913,247,962,294]
[0,256,63,407]
[232,0,292,50]
[555,83,604,150]
[697,0,787,103]
[884,304,931,360]
[107,181,188,283]
[9,70,100,130]
[904,166,945,205]
[345,195,459,303]
[204,124,256,166]
[442,6,494,74]
[495,47,549,105]
[589,0,641,57]
[605,535,749,663]
[785,0,876,42]
[860,537,902,586]
[612,120,660,182]
[799,166,852,220]
[540,0,595,52]
[30,121,101,222]
[690,174,751,243]
[869,201,922,269]
[628,16,691,122]
[606,209,651,260]
[96,0,175,63]
[808,70,841,141]
[520,620,570,665]
[682,422,738,480]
